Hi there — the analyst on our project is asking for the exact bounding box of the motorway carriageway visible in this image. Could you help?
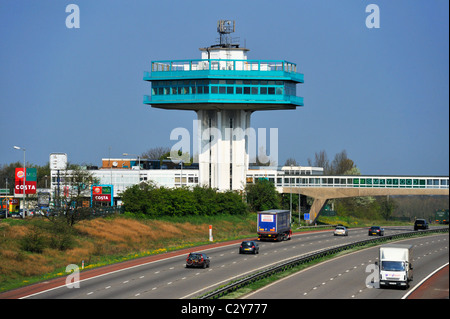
[1,226,446,299]
[243,233,448,299]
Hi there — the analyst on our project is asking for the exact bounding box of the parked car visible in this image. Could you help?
[334,226,348,236]
[185,252,210,268]
[414,219,429,230]
[239,241,259,254]
[368,226,385,236]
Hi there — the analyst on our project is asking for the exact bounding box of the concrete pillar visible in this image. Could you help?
[197,109,251,191]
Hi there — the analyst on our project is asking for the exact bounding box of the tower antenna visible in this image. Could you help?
[215,20,239,48]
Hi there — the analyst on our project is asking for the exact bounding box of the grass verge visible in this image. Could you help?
[0,213,257,293]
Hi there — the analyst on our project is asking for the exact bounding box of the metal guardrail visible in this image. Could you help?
[200,227,449,299]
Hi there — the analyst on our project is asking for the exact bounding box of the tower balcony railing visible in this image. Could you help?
[145,59,303,83]
[150,59,298,73]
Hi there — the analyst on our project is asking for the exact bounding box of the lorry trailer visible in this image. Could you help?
[257,209,292,241]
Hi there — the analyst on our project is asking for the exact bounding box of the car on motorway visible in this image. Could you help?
[334,226,348,236]
[414,219,429,230]
[368,226,385,236]
[239,241,259,254]
[185,252,210,268]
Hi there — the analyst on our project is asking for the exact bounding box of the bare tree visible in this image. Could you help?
[307,150,330,173]
[330,150,355,175]
[52,164,99,226]
[141,147,171,160]
[308,150,356,175]
[284,157,298,166]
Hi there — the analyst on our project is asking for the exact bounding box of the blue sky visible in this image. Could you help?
[0,0,448,176]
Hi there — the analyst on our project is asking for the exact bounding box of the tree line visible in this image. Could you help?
[120,183,247,218]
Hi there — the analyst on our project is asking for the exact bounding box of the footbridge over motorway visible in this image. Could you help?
[277,175,449,224]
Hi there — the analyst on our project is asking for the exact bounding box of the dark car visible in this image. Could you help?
[185,252,210,268]
[414,219,429,230]
[368,226,384,236]
[239,241,259,254]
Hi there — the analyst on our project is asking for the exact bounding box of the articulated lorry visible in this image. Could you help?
[257,209,291,241]
[377,244,413,289]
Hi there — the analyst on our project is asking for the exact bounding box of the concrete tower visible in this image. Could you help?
[144,20,304,191]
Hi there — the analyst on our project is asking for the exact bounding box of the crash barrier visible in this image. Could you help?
[298,224,337,229]
[200,227,449,299]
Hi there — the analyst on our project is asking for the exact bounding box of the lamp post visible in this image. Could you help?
[13,145,26,218]
[290,165,293,226]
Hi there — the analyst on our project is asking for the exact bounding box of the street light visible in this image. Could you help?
[13,145,26,218]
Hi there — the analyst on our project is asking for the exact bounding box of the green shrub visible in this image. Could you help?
[20,226,46,253]
[120,184,248,217]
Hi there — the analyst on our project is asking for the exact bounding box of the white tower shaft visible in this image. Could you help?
[197,109,251,191]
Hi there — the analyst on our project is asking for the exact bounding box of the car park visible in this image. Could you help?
[368,226,384,236]
[185,252,210,268]
[334,226,348,236]
[239,241,259,254]
[414,219,429,230]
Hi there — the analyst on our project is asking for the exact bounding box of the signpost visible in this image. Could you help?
[14,167,37,195]
[91,184,114,206]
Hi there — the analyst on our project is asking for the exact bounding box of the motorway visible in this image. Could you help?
[16,226,447,299]
[244,233,449,299]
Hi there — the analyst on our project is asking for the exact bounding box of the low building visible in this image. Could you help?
[49,153,322,206]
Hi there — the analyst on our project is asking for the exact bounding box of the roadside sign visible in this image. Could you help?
[0,189,9,195]
[14,168,37,195]
[304,213,310,221]
[91,184,114,206]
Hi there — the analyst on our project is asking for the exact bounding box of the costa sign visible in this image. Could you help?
[14,168,37,195]
[91,184,113,205]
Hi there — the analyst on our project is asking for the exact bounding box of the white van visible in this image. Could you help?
[377,244,413,289]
